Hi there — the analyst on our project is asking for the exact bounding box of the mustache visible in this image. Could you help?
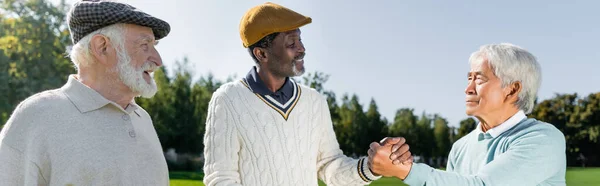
[141,62,158,72]
[294,53,305,60]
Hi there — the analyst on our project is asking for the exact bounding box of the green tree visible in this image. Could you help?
[361,98,389,156]
[414,112,434,162]
[571,93,600,167]
[432,114,451,159]
[0,0,74,125]
[389,108,420,161]
[336,94,368,157]
[389,108,417,138]
[577,93,600,144]
[449,126,457,144]
[168,62,198,153]
[456,117,477,140]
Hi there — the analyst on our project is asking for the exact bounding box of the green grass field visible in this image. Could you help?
[170,179,204,186]
[565,167,600,186]
[169,172,204,186]
[169,168,600,186]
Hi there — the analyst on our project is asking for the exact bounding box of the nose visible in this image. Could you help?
[465,80,476,95]
[149,46,163,67]
[297,40,305,53]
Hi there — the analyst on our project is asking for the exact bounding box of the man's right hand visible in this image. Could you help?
[380,137,413,165]
[367,137,413,179]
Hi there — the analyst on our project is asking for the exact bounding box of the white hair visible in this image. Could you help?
[468,43,542,114]
[68,23,159,98]
[68,23,127,68]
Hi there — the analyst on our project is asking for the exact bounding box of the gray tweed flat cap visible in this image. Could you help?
[67,0,171,44]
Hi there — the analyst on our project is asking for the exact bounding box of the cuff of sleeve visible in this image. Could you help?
[357,157,381,183]
[403,163,433,186]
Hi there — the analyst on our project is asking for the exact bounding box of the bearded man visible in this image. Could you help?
[0,0,172,185]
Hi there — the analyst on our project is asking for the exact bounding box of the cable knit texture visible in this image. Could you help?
[203,80,379,186]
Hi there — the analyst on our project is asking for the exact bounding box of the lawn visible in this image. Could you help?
[565,167,600,186]
[169,172,204,186]
[169,167,600,186]
[170,179,204,186]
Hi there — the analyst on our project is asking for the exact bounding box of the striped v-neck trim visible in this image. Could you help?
[240,79,301,120]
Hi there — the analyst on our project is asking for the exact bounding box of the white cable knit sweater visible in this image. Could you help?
[203,80,380,186]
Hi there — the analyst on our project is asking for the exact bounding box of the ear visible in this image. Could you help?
[253,47,269,63]
[89,34,113,66]
[504,81,522,102]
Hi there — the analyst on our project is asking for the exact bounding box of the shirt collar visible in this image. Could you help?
[62,75,141,115]
[477,110,526,139]
[244,66,294,96]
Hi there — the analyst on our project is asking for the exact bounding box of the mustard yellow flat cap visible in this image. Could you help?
[239,2,312,48]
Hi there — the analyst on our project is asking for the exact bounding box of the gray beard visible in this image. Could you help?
[266,59,304,78]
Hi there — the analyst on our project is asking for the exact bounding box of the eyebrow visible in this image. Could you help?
[286,35,300,41]
[285,30,301,40]
[135,35,155,44]
[467,71,486,78]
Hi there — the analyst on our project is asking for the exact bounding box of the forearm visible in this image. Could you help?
[318,155,379,186]
[403,146,565,186]
[403,163,487,186]
[315,95,380,185]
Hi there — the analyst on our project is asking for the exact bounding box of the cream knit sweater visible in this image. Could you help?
[203,80,380,186]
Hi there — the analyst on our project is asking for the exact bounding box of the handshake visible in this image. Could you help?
[367,137,414,180]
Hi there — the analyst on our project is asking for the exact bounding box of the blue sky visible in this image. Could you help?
[52,0,600,127]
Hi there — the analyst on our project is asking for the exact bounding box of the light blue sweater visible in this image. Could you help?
[403,118,566,186]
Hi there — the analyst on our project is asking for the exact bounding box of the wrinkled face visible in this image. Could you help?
[465,58,507,117]
[265,29,306,77]
[110,24,162,98]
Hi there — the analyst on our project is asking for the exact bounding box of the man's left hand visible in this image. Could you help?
[367,137,413,179]
[380,137,413,165]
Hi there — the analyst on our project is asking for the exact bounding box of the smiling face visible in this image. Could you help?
[264,29,306,77]
[465,58,508,118]
[110,24,163,98]
[464,43,542,126]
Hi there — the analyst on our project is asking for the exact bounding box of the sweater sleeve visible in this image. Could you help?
[315,95,381,186]
[445,137,463,172]
[403,126,566,186]
[0,140,25,185]
[0,103,47,185]
[203,92,243,186]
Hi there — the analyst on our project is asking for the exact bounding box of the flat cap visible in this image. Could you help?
[67,0,171,44]
[240,2,311,48]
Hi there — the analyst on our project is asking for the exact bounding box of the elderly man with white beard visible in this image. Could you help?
[0,1,171,185]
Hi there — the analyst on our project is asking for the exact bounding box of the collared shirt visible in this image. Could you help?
[403,111,566,186]
[477,110,526,140]
[244,66,295,105]
[0,75,168,185]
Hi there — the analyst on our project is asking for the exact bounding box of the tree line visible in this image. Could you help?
[1,0,598,171]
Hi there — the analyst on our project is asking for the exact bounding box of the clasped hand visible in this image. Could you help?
[367,137,413,180]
